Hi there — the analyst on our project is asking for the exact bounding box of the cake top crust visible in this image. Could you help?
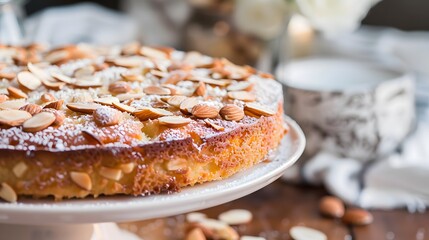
[0,43,283,151]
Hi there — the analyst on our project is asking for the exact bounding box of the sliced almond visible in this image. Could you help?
[41,108,65,125]
[40,93,57,103]
[27,62,53,81]
[133,107,173,121]
[81,130,103,145]
[0,109,32,126]
[120,162,135,174]
[227,91,256,102]
[0,100,27,110]
[122,41,141,55]
[120,73,144,82]
[0,182,17,203]
[151,101,170,109]
[70,171,92,191]
[12,162,28,178]
[218,209,253,225]
[116,93,145,102]
[166,95,187,108]
[51,72,75,84]
[74,65,95,78]
[112,102,136,113]
[45,50,70,64]
[93,97,120,106]
[22,112,56,132]
[185,228,206,240]
[150,69,169,78]
[41,79,66,90]
[108,81,131,95]
[44,99,64,110]
[244,103,275,117]
[99,167,122,181]
[93,106,122,126]
[191,104,219,119]
[194,82,206,96]
[204,119,224,131]
[158,116,191,128]
[226,82,254,92]
[139,46,169,60]
[72,79,102,88]
[179,97,200,114]
[66,102,101,114]
[7,86,28,99]
[113,57,145,68]
[219,104,244,121]
[0,72,16,81]
[290,226,327,240]
[0,94,8,103]
[19,103,42,115]
[188,76,230,87]
[143,86,171,95]
[162,71,188,85]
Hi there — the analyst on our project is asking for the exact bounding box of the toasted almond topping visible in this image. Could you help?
[226,81,254,92]
[40,93,57,103]
[133,107,173,121]
[166,158,188,172]
[44,99,64,110]
[93,97,120,106]
[81,130,103,145]
[0,182,17,203]
[66,102,101,114]
[151,100,170,109]
[150,69,169,78]
[188,76,230,87]
[180,97,200,114]
[27,62,53,81]
[143,86,171,95]
[74,65,95,78]
[112,102,136,113]
[72,79,102,88]
[40,79,65,90]
[120,162,135,174]
[158,116,191,128]
[186,212,207,222]
[99,167,122,181]
[113,57,144,68]
[185,228,206,240]
[0,109,32,126]
[218,209,253,225]
[41,108,65,125]
[139,46,169,59]
[108,81,131,95]
[116,93,145,102]
[22,112,56,132]
[0,100,27,110]
[219,104,244,121]
[0,72,16,81]
[7,86,28,99]
[228,91,256,102]
[258,72,274,79]
[45,50,70,64]
[204,119,224,131]
[93,106,122,126]
[0,94,8,103]
[13,162,28,178]
[122,41,141,55]
[244,103,275,117]
[70,172,92,191]
[120,73,144,82]
[162,70,188,85]
[19,103,42,115]
[191,104,219,119]
[194,82,206,96]
[166,95,187,108]
[51,72,75,84]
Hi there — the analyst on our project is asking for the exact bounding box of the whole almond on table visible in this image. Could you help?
[319,196,345,218]
[19,103,42,115]
[191,104,219,119]
[220,104,244,121]
[342,208,373,226]
[93,106,122,127]
[108,81,131,95]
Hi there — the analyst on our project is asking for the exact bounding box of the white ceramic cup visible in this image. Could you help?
[278,58,416,161]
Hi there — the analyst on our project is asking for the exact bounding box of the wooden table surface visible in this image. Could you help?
[120,180,429,240]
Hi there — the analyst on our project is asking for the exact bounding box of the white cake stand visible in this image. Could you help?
[0,116,305,240]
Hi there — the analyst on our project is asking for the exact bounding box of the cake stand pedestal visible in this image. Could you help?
[0,117,305,240]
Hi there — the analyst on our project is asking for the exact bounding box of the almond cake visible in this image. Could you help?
[0,43,287,202]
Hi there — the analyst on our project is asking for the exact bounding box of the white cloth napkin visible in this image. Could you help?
[24,3,138,46]
[284,28,429,210]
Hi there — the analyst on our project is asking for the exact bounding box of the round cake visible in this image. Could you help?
[0,43,287,202]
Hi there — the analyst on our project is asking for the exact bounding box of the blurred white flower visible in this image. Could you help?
[295,0,381,35]
[234,0,289,40]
